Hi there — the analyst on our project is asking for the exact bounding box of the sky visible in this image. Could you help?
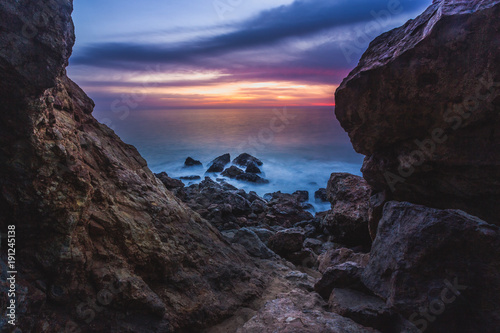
[68,0,433,111]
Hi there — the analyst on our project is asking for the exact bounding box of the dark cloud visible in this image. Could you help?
[71,0,429,68]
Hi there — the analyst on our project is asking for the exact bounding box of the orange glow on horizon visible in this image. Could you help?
[82,71,339,108]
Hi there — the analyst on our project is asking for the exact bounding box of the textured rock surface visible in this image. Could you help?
[318,248,369,274]
[328,288,400,332]
[0,2,266,332]
[322,173,371,247]
[362,201,500,332]
[314,262,367,299]
[236,289,380,333]
[231,228,275,259]
[335,0,500,225]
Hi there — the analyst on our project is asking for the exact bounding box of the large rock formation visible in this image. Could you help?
[335,0,500,225]
[362,202,500,332]
[0,1,265,332]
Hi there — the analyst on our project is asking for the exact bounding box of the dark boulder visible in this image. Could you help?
[314,188,328,202]
[236,173,270,184]
[335,0,500,225]
[231,228,275,259]
[322,173,372,248]
[155,172,184,190]
[180,175,201,181]
[328,289,406,333]
[362,202,500,333]
[221,165,244,178]
[245,161,262,174]
[267,229,304,257]
[206,153,230,173]
[233,153,263,167]
[184,157,202,167]
[314,262,367,299]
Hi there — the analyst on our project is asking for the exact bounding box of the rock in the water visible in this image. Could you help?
[232,228,275,259]
[268,229,304,257]
[207,153,231,173]
[314,188,328,202]
[222,165,244,178]
[233,153,263,167]
[362,201,500,333]
[180,175,202,180]
[184,157,202,167]
[245,161,262,174]
[335,0,500,225]
[236,173,270,184]
[293,190,309,203]
[322,173,372,248]
[237,289,380,333]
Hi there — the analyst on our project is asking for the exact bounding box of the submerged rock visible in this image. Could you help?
[236,173,270,184]
[207,153,231,173]
[180,175,201,180]
[335,0,500,225]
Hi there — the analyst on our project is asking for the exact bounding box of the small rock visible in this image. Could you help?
[206,153,230,173]
[236,173,269,184]
[180,175,201,180]
[155,172,184,190]
[314,188,328,202]
[233,153,263,167]
[231,228,275,259]
[184,157,202,167]
[221,165,244,178]
[268,229,304,257]
[245,161,261,174]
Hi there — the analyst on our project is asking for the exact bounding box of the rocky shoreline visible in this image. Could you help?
[1,0,499,332]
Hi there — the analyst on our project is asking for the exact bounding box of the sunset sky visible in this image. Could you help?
[68,0,432,110]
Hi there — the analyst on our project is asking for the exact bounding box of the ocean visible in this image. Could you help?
[95,107,364,212]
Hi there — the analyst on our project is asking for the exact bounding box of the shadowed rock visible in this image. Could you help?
[184,157,202,167]
[362,201,500,332]
[233,153,263,167]
[335,0,500,225]
[207,153,231,173]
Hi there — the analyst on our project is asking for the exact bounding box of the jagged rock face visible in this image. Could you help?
[335,0,500,225]
[0,1,265,332]
[362,202,500,333]
[0,0,74,101]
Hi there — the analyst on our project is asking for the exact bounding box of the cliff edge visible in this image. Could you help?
[0,1,265,332]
